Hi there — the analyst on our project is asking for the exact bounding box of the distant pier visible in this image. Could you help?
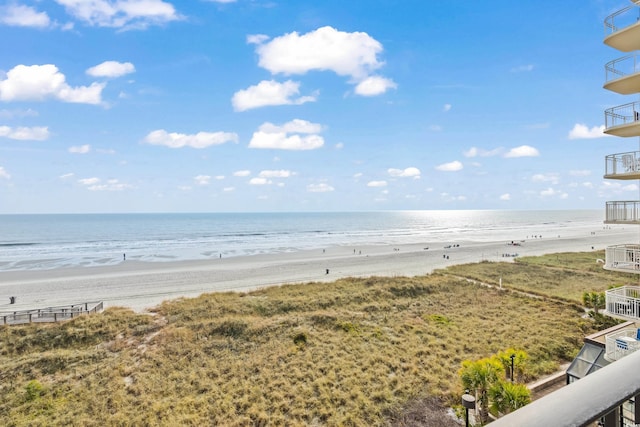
[0,301,104,325]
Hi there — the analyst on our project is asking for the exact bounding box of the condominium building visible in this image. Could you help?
[491,2,640,426]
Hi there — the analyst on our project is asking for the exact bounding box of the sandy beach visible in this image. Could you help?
[0,226,630,313]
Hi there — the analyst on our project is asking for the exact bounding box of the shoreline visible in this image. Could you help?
[0,227,628,313]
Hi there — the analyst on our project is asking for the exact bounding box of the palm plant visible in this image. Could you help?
[489,381,531,415]
[459,357,502,423]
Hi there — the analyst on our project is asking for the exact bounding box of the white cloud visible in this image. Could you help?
[463,147,502,158]
[69,144,91,154]
[78,177,100,186]
[86,178,132,191]
[259,170,293,178]
[247,34,269,44]
[233,170,251,177]
[223,186,235,192]
[570,170,591,177]
[540,187,568,198]
[388,167,421,178]
[367,180,387,187]
[60,173,74,179]
[307,183,334,192]
[0,108,38,119]
[504,145,539,158]
[144,129,238,149]
[0,125,49,141]
[443,104,452,112]
[500,193,511,201]
[249,119,324,150]
[435,160,463,172]
[0,4,50,28]
[568,123,608,140]
[54,0,181,30]
[0,64,104,104]
[255,26,384,80]
[532,173,560,185]
[194,175,211,185]
[249,177,271,185]
[354,75,397,96]
[428,125,442,132]
[231,80,316,111]
[86,61,135,78]
[0,166,10,179]
[510,64,534,72]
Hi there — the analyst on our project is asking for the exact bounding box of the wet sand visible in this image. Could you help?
[0,227,628,313]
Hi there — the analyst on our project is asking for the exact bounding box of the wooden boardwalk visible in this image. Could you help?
[0,301,104,325]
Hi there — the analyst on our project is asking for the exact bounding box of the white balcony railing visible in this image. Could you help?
[604,4,640,36]
[605,245,640,273]
[605,201,640,223]
[604,101,640,136]
[605,328,640,361]
[605,151,640,178]
[604,53,640,94]
[605,286,640,318]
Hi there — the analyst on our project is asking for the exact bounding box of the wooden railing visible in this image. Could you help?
[0,301,104,325]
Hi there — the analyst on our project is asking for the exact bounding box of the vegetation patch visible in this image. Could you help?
[0,251,620,426]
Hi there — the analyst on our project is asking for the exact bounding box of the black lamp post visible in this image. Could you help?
[462,393,476,427]
[510,354,515,382]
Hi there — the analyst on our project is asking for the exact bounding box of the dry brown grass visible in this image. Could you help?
[0,253,608,426]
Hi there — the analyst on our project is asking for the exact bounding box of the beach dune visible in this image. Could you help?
[0,227,628,313]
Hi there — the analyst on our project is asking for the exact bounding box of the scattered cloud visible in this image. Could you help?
[504,145,539,158]
[253,26,393,95]
[540,187,568,199]
[307,183,334,192]
[510,64,534,72]
[86,61,135,78]
[0,166,10,179]
[354,76,397,96]
[569,170,591,177]
[388,167,421,178]
[194,175,211,185]
[463,147,502,158]
[144,129,238,149]
[231,80,316,111]
[247,34,269,44]
[249,177,271,185]
[68,144,90,154]
[532,173,560,185]
[367,180,387,187]
[568,123,608,139]
[0,108,38,119]
[54,0,182,30]
[500,193,511,201]
[60,173,74,179]
[443,104,452,112]
[259,170,293,178]
[81,178,132,191]
[249,119,324,150]
[435,160,463,172]
[0,125,49,140]
[233,170,251,177]
[223,186,235,192]
[0,4,50,28]
[0,64,104,104]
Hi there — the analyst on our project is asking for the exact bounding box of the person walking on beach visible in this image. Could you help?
[123,253,126,261]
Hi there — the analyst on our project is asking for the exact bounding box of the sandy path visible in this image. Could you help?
[0,227,627,313]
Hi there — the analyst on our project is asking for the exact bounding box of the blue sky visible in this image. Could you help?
[0,0,635,213]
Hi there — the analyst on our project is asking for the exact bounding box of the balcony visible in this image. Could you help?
[606,286,640,319]
[604,101,640,137]
[605,245,640,273]
[604,4,640,52]
[605,201,640,224]
[604,53,640,94]
[605,151,640,179]
[605,328,640,361]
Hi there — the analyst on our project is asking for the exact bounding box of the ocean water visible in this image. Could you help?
[0,210,604,271]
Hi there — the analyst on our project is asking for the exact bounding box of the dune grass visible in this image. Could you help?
[0,252,615,426]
